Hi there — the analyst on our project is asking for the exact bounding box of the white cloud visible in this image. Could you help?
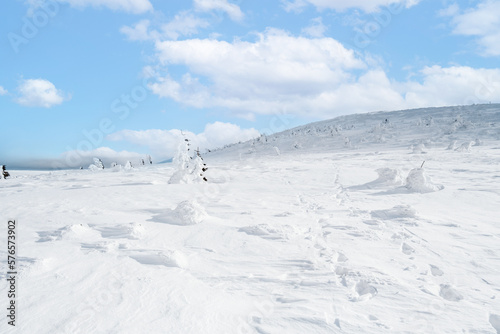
[121,13,210,41]
[107,122,260,159]
[438,3,459,18]
[147,28,500,118]
[448,0,500,56]
[402,65,500,106]
[302,17,327,37]
[282,0,419,13]
[58,0,153,14]
[281,0,308,13]
[194,0,244,21]
[162,11,211,40]
[16,78,70,108]
[151,29,366,116]
[0,86,7,96]
[120,20,158,41]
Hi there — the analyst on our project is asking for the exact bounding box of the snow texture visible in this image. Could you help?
[1,104,500,334]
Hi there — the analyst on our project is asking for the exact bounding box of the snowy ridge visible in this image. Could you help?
[1,104,500,333]
[209,103,500,159]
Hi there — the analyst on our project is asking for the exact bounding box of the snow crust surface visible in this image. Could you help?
[1,104,500,333]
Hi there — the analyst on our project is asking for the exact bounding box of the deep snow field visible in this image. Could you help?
[1,104,500,333]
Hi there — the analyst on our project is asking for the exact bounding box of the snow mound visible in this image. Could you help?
[490,314,500,334]
[405,168,444,193]
[446,141,457,150]
[37,224,100,242]
[455,141,473,152]
[374,168,404,186]
[152,200,208,226]
[412,144,426,154]
[371,205,417,220]
[352,280,378,302]
[60,223,98,240]
[168,169,194,184]
[238,224,291,240]
[97,223,146,240]
[128,250,188,268]
[439,284,463,302]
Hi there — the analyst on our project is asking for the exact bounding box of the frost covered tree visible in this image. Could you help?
[93,158,104,169]
[89,158,104,171]
[168,137,192,184]
[168,137,208,183]
[192,148,208,182]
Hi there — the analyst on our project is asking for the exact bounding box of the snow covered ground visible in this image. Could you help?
[1,104,500,333]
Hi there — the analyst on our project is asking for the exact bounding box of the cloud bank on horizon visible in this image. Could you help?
[1,0,499,168]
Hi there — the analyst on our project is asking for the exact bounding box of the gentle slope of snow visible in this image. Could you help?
[1,104,500,333]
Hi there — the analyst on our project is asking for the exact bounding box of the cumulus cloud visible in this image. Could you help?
[402,66,500,106]
[58,0,153,14]
[447,0,500,57]
[147,28,500,118]
[194,0,244,21]
[107,122,260,159]
[281,0,419,13]
[15,78,70,108]
[150,29,366,116]
[0,86,7,96]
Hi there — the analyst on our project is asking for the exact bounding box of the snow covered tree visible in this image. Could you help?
[147,155,153,165]
[92,158,104,169]
[89,158,104,171]
[169,137,208,183]
[168,137,193,184]
[192,148,208,182]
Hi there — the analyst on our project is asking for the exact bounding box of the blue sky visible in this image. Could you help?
[1,0,499,169]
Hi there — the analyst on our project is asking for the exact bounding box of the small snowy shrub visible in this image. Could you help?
[124,161,133,170]
[405,168,443,193]
[455,142,473,152]
[89,158,104,170]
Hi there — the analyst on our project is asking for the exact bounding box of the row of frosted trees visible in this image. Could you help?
[88,136,208,184]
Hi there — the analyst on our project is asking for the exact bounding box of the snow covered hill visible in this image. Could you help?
[209,103,500,159]
[1,104,500,333]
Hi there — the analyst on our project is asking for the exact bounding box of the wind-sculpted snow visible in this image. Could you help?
[150,200,208,226]
[405,168,444,193]
[1,104,500,333]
